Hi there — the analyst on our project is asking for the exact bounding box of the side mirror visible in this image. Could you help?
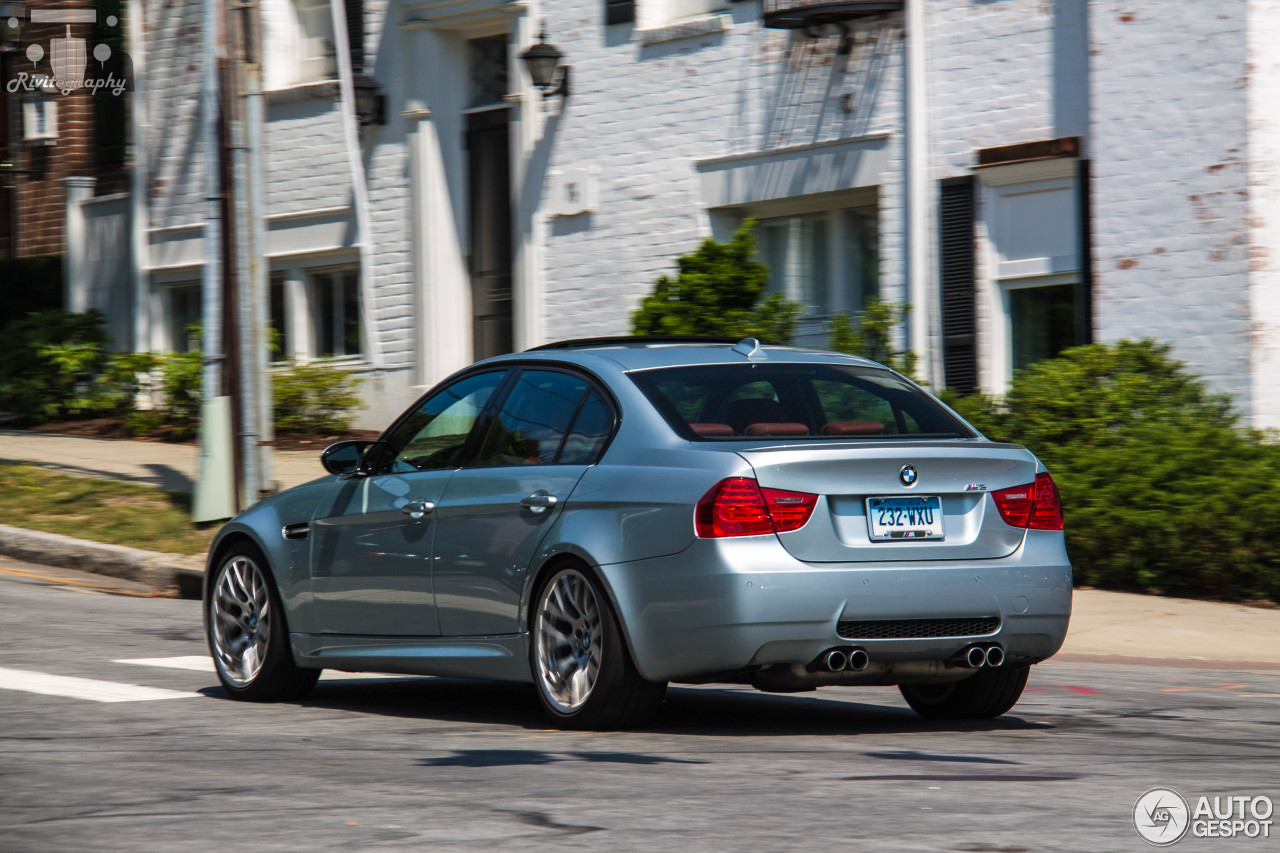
[320,440,390,477]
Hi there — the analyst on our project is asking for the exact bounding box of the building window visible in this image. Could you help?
[264,0,336,89]
[310,268,361,358]
[757,205,879,347]
[269,272,290,361]
[978,159,1090,392]
[468,35,508,109]
[166,284,202,353]
[1008,282,1080,373]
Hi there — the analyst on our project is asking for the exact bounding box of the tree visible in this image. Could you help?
[827,299,917,377]
[631,220,800,343]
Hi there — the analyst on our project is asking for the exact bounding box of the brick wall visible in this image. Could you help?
[537,2,907,340]
[1090,0,1252,410]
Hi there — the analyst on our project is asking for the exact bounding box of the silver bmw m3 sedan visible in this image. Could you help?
[204,337,1071,728]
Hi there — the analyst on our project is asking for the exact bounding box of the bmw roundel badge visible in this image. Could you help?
[899,465,918,487]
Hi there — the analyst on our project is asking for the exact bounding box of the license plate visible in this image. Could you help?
[866,496,944,541]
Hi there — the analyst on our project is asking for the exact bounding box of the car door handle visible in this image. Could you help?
[520,492,558,513]
[401,499,436,520]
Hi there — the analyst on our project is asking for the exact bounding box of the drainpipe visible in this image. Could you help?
[330,0,383,368]
[905,0,940,385]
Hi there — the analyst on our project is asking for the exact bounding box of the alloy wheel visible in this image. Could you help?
[535,568,603,713]
[210,555,272,688]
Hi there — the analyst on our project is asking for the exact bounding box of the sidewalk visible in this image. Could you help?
[0,428,324,493]
[1,430,1278,667]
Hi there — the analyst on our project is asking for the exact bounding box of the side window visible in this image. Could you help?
[475,370,591,467]
[383,371,506,472]
[559,389,614,465]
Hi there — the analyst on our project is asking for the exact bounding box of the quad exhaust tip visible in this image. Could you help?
[814,647,871,672]
[964,645,1004,668]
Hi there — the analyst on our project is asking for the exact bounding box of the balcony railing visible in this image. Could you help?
[762,0,903,29]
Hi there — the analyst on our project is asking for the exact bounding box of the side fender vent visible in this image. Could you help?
[282,523,311,541]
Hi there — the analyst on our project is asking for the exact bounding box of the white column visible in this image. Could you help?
[62,176,97,314]
[905,0,940,385]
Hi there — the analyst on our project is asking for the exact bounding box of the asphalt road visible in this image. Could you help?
[2,561,1277,853]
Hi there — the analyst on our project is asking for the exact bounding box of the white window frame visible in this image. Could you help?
[976,160,1081,395]
[157,280,203,353]
[263,0,336,90]
[748,192,880,348]
[306,265,363,361]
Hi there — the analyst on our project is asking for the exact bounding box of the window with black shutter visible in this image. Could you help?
[938,176,977,395]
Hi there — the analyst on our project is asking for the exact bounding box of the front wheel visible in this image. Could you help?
[207,543,320,702]
[531,565,665,729]
[899,665,1030,720]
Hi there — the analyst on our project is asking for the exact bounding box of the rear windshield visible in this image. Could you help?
[630,364,974,440]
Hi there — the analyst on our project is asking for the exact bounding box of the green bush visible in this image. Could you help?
[0,310,111,423]
[827,298,917,377]
[272,360,362,434]
[947,340,1280,601]
[632,220,801,343]
[158,341,203,439]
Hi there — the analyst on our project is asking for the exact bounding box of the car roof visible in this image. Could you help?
[516,336,886,372]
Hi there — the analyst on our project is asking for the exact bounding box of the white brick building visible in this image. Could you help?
[66,0,1280,429]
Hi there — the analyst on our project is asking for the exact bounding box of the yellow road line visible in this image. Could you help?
[0,565,162,597]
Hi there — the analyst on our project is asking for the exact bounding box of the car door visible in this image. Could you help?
[432,368,616,637]
[309,370,508,636]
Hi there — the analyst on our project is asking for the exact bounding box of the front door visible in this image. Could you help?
[309,370,509,636]
[467,108,513,360]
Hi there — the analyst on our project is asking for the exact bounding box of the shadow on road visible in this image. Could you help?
[199,677,1053,739]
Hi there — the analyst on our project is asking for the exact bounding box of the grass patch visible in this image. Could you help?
[0,464,216,556]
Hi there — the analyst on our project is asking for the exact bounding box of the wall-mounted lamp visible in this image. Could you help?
[352,73,386,126]
[519,28,569,99]
[0,3,27,52]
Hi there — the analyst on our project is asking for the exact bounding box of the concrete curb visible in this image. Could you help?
[0,524,205,598]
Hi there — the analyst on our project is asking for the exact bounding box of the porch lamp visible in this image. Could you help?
[519,28,569,99]
[352,73,386,126]
[1,3,26,52]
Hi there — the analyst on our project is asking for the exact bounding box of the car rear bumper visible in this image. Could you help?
[598,530,1072,683]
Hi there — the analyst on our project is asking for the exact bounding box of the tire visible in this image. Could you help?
[530,564,666,729]
[899,665,1030,720]
[206,542,320,702]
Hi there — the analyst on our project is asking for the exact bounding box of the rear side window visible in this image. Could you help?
[473,369,614,467]
[631,364,972,440]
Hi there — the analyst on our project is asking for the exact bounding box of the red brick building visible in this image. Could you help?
[1,0,128,260]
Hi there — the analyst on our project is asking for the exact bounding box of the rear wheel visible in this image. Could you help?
[207,543,319,701]
[531,565,665,729]
[899,665,1030,720]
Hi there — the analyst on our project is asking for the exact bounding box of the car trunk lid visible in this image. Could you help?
[736,440,1036,562]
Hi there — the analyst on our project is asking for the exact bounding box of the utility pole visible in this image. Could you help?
[226,0,270,507]
[192,0,235,523]
[193,0,270,521]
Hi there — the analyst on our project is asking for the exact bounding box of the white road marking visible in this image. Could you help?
[113,655,413,681]
[114,655,211,672]
[0,666,200,703]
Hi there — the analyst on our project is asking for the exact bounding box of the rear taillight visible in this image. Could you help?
[992,472,1063,531]
[695,478,818,538]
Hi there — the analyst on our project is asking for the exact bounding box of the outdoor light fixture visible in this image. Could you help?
[352,74,386,126]
[520,28,569,99]
[0,3,27,52]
